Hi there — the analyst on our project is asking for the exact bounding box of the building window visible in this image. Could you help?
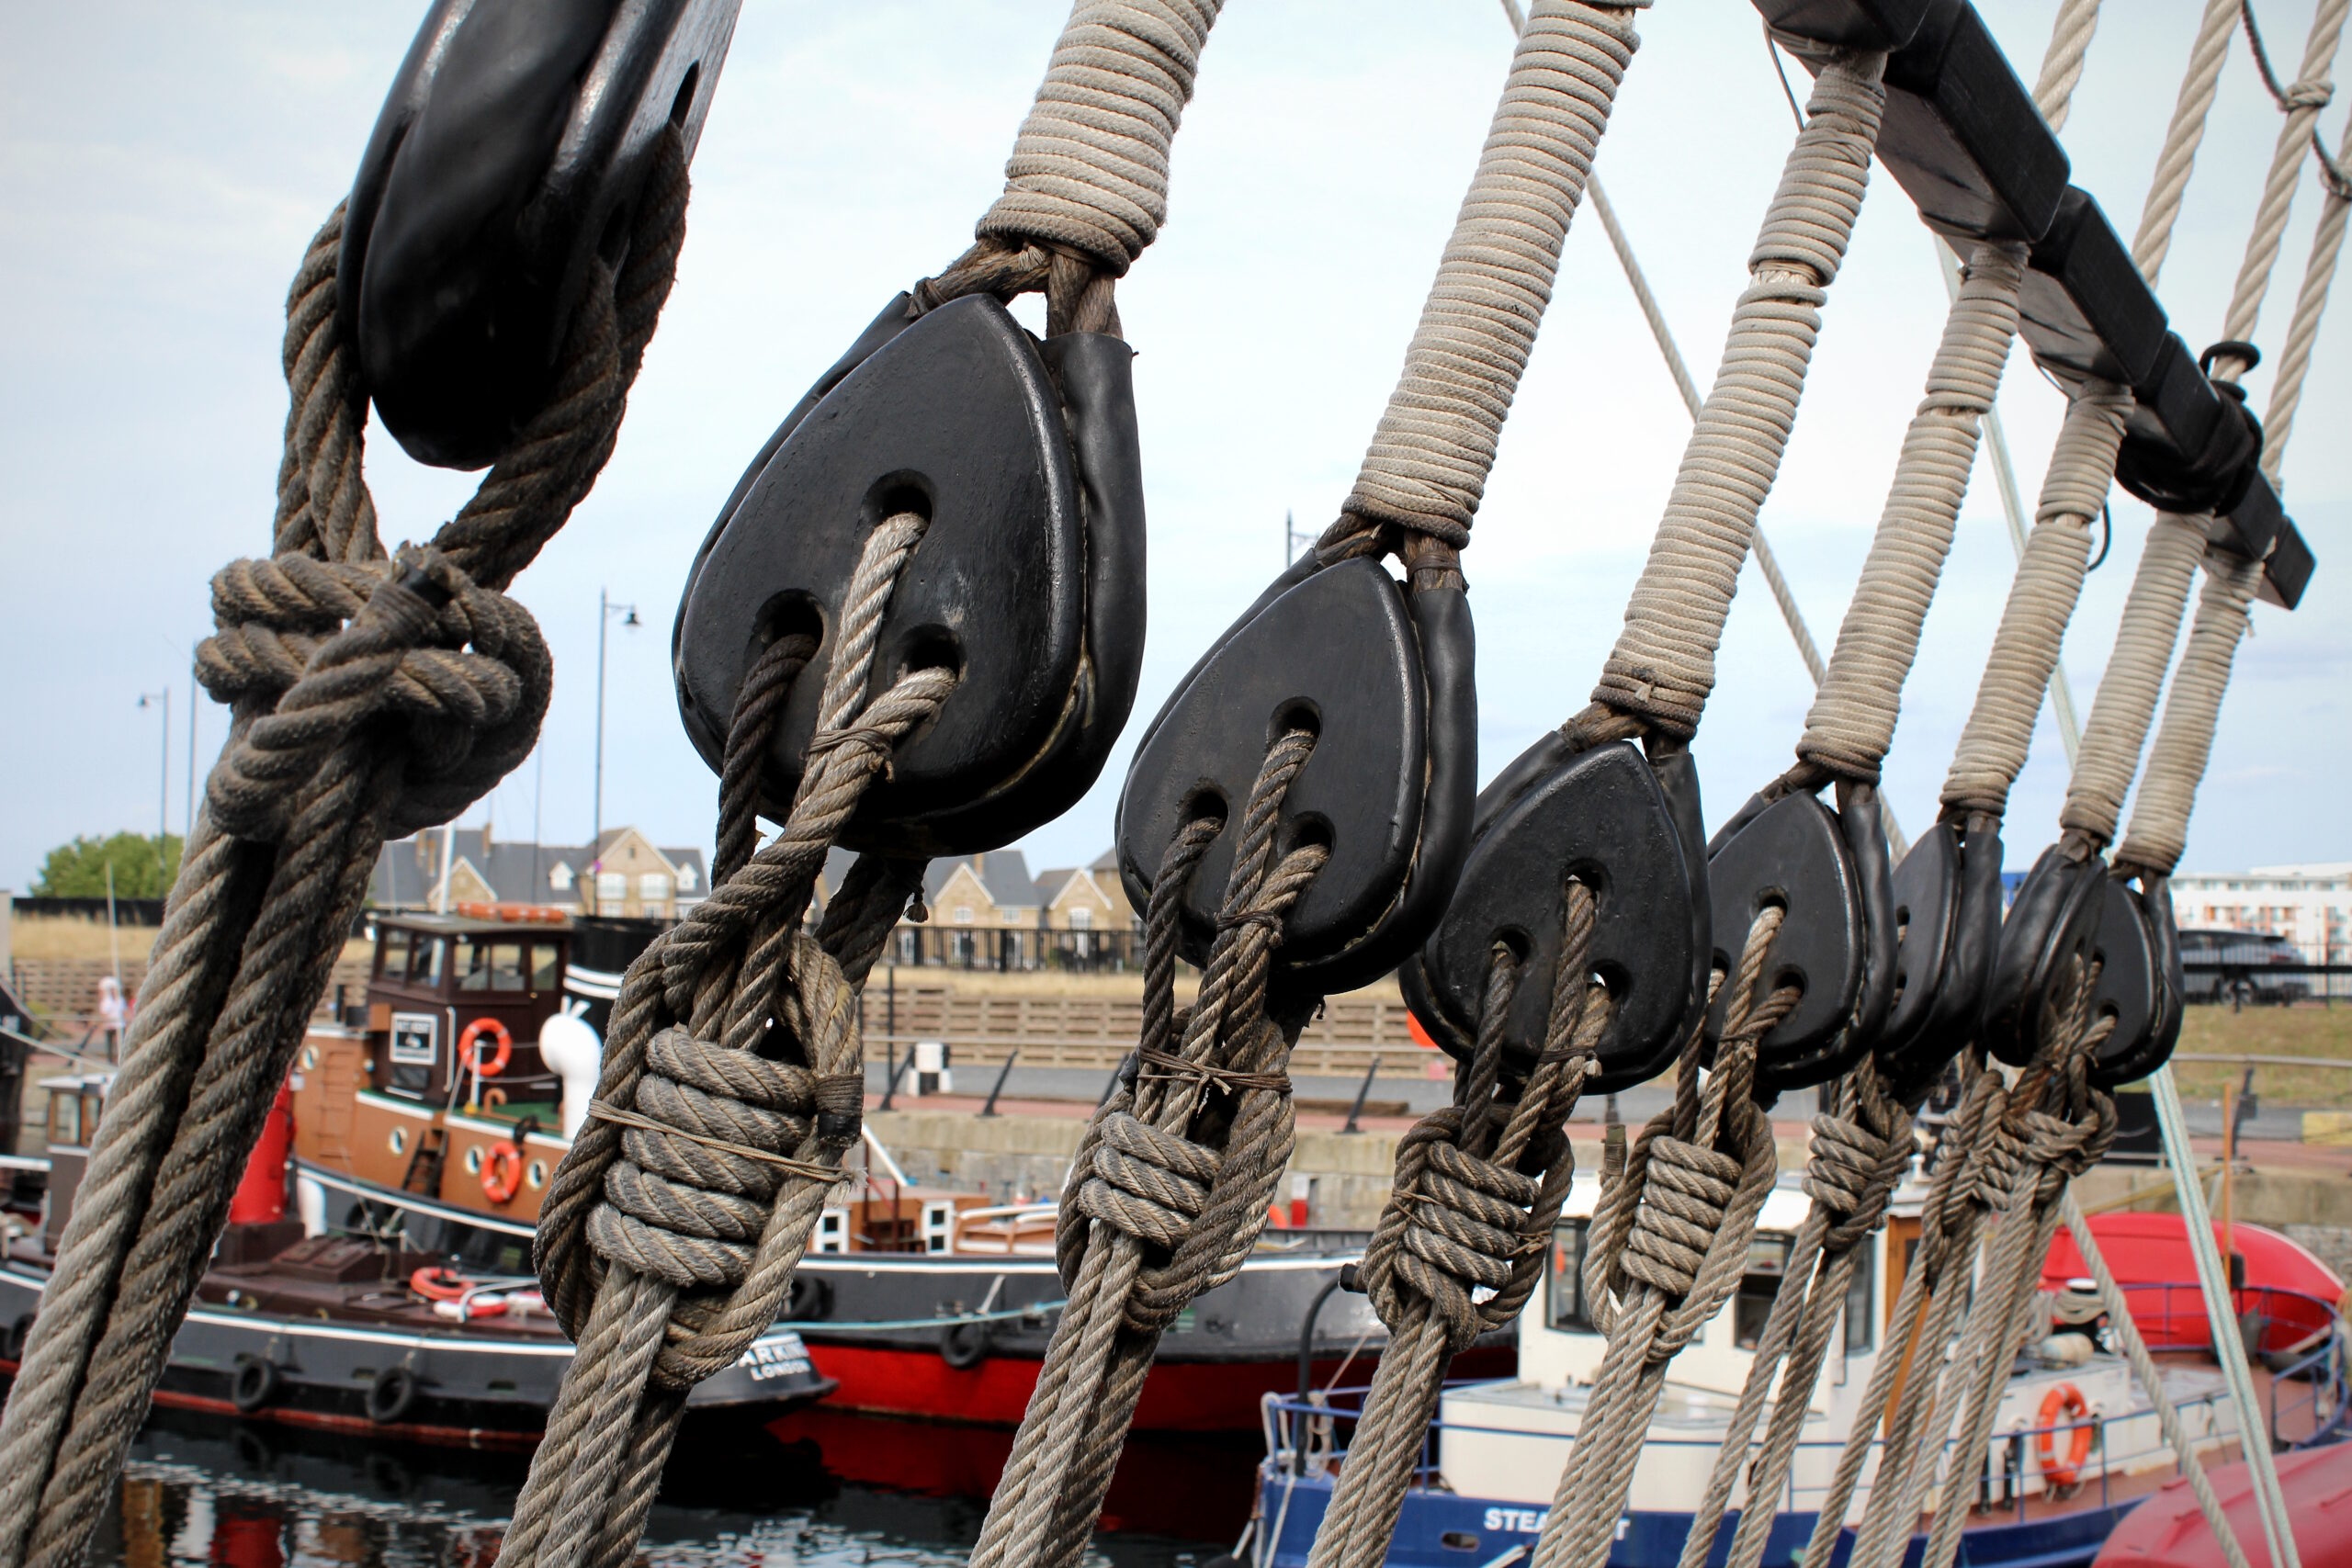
[1069,906,1092,931]
[954,906,975,925]
[639,873,672,903]
[548,863,573,892]
[596,872,628,906]
[677,862,698,893]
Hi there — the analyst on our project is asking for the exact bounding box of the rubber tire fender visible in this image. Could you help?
[367,1364,421,1426]
[232,1357,282,1415]
[783,1274,832,1323]
[940,1319,991,1371]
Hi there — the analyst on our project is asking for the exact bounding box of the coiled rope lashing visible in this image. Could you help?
[0,126,692,1568]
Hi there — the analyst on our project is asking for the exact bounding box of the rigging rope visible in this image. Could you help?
[0,134,690,1568]
[974,8,1645,1562]
[501,519,951,1568]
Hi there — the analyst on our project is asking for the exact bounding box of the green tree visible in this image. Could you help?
[31,833,186,899]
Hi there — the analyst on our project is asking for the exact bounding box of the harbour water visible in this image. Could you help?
[91,1413,1244,1568]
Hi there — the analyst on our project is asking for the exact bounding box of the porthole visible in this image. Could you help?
[389,1127,408,1156]
[464,1146,484,1176]
[526,1160,548,1191]
[300,1045,319,1072]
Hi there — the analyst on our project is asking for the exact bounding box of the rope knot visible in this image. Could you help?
[1073,1109,1221,1252]
[1363,1109,1555,1353]
[1619,1134,1738,1300]
[198,545,549,843]
[585,1028,820,1293]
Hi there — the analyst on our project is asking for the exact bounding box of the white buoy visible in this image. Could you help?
[538,998,603,1141]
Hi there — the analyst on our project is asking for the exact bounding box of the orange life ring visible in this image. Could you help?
[2037,1383,2095,1487]
[481,1140,525,1205]
[410,1266,469,1302]
[459,1017,513,1077]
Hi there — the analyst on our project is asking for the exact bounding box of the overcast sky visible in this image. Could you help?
[3,1,2346,896]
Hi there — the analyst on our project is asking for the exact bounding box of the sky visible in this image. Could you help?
[2,0,2346,896]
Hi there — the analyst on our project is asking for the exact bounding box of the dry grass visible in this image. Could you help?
[7,916,370,970]
[2168,1003,2352,1107]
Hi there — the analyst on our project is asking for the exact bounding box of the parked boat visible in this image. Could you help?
[2043,1213,2349,1361]
[2091,1440,2352,1568]
[1236,1173,2349,1568]
[279,906,1481,1434]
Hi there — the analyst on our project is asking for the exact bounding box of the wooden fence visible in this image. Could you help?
[857,986,1445,1079]
[9,957,371,1030]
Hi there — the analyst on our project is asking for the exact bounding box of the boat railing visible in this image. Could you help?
[2267,1319,2351,1450]
[2089,1278,2343,1356]
[1255,1375,2245,1534]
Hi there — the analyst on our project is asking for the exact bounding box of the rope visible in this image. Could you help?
[1795,244,2025,783]
[1529,911,1793,1568]
[967,739,1324,1568]
[1939,386,2131,818]
[1342,0,1643,550]
[1673,1065,1914,1568]
[2112,553,2263,877]
[502,519,953,1568]
[2058,1190,2255,1568]
[2261,108,2352,471]
[1592,54,1885,737]
[2032,0,2108,131]
[0,131,690,1568]
[1305,892,1607,1568]
[2059,513,2206,846]
[2211,0,2350,380]
[2135,0,2246,284]
[922,1,1225,336]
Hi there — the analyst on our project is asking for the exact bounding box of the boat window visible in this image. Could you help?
[454,939,527,991]
[50,1092,80,1147]
[530,943,560,991]
[378,927,413,981]
[1844,1244,1874,1352]
[1548,1220,1594,1333]
[1735,1234,1794,1349]
[412,937,445,988]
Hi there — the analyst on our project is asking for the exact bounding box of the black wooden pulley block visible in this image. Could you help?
[2087,874,2187,1089]
[1402,739,1707,1093]
[1702,782,1895,1095]
[1981,841,2108,1066]
[673,292,1148,857]
[1116,555,1476,1001]
[1875,814,2005,1099]
[344,0,741,469]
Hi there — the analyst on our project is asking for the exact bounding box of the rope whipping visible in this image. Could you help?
[501,518,950,1568]
[2064,0,2347,848]
[0,132,690,1568]
[972,8,1645,1562]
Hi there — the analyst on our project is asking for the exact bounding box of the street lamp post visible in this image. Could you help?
[137,691,169,847]
[593,590,640,900]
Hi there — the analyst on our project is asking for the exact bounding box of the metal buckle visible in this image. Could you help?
[673,293,1147,854]
[1116,556,1476,1000]
[343,0,741,469]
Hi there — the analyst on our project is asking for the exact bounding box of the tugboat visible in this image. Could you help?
[1237,1172,2348,1568]
[0,911,836,1451]
[285,909,1476,1434]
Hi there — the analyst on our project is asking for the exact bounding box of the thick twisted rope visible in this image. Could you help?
[0,132,689,1568]
[2262,107,2352,468]
[1796,244,2024,782]
[1672,1064,1915,1568]
[1530,910,1794,1568]
[503,518,952,1568]
[1306,890,1608,1568]
[922,1,1224,336]
[967,735,1324,1568]
[1592,55,1884,737]
[2112,553,2264,876]
[2136,0,2247,284]
[1343,0,1642,550]
[2060,513,2208,846]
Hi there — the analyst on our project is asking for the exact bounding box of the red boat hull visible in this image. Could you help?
[805,1341,1514,1430]
[2044,1214,2347,1356]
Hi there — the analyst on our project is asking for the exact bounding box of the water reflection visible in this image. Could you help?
[92,1413,1242,1568]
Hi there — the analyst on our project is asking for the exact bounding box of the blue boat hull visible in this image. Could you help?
[1252,1467,2134,1568]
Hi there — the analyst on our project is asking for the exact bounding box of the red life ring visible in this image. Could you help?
[2037,1383,2095,1487]
[481,1140,525,1205]
[410,1266,469,1302]
[459,1017,513,1077]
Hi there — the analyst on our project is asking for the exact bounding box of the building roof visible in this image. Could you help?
[373,829,707,909]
